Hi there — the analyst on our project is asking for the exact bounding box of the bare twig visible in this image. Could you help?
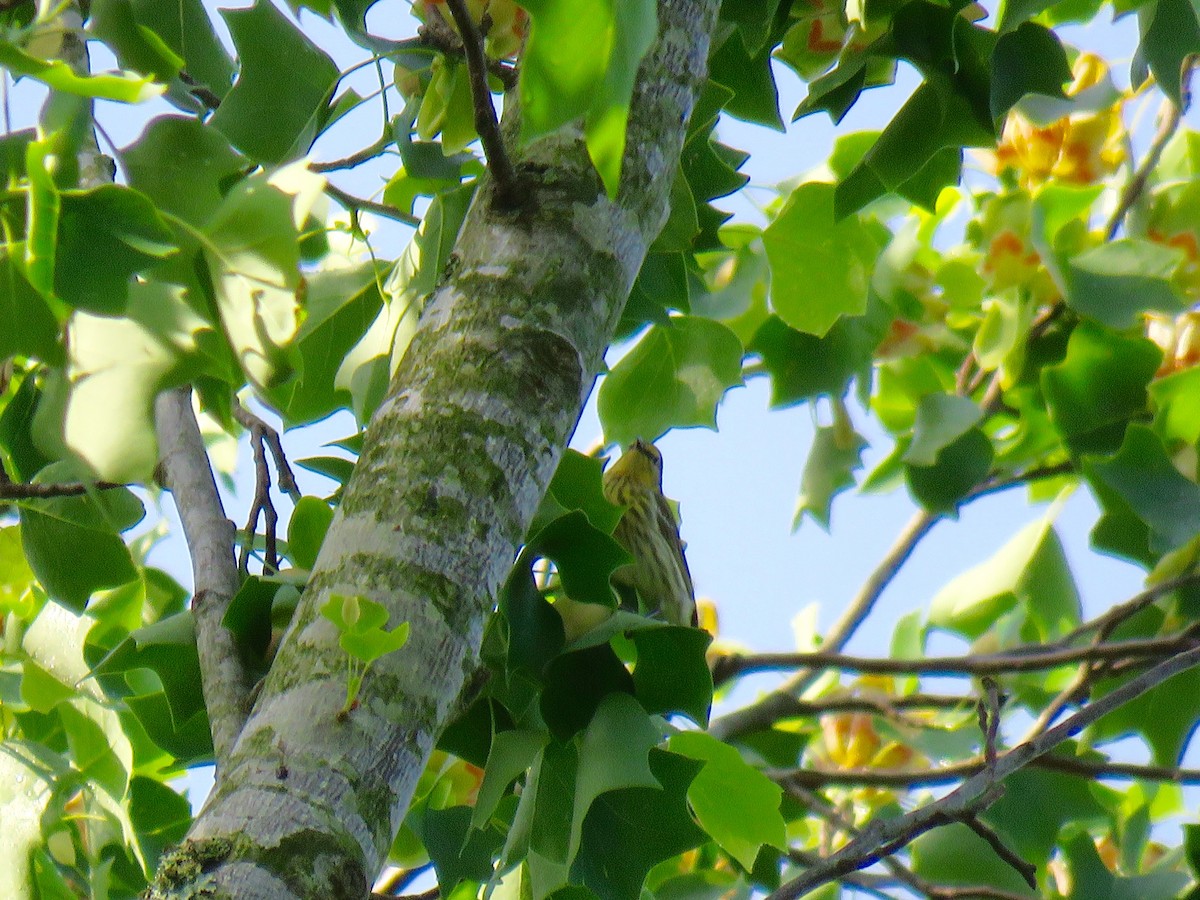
[961,816,1036,889]
[978,677,1002,770]
[1105,58,1195,240]
[766,642,1200,899]
[232,404,301,501]
[325,182,421,227]
[155,388,251,773]
[443,0,522,208]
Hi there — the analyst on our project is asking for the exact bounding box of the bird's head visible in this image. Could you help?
[606,439,664,491]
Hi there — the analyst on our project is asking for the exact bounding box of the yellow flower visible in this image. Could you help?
[993,52,1125,188]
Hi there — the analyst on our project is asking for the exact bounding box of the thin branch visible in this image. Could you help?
[1057,571,1200,646]
[311,134,394,173]
[325,182,421,227]
[787,784,1032,900]
[712,630,1197,683]
[0,479,125,500]
[1105,58,1195,240]
[964,461,1076,502]
[766,642,1200,900]
[709,510,939,740]
[960,817,1036,890]
[443,0,522,208]
[775,753,1200,790]
[154,388,251,774]
[178,70,222,111]
[233,404,301,502]
[239,422,280,575]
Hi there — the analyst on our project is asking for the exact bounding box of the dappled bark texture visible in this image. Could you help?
[149,2,721,897]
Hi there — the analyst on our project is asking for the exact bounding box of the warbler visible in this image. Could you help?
[602,439,698,628]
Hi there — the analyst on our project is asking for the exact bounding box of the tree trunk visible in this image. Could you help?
[149,2,720,896]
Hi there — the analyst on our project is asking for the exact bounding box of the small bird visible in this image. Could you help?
[601,439,698,628]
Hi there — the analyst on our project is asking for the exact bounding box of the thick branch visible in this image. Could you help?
[767,643,1200,899]
[154,388,250,772]
[161,3,722,895]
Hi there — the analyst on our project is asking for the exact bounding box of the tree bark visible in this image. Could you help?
[149,2,720,896]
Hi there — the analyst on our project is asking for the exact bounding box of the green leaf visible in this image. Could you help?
[1057,826,1191,898]
[930,511,1080,641]
[420,804,506,892]
[17,464,143,611]
[540,451,626,536]
[221,575,280,664]
[210,0,339,163]
[0,247,60,362]
[0,40,163,103]
[0,742,68,899]
[288,496,333,570]
[836,72,995,216]
[114,0,235,102]
[128,776,193,866]
[122,116,245,229]
[903,394,984,467]
[518,0,657,196]
[571,750,707,900]
[989,23,1070,120]
[1086,425,1200,557]
[541,644,635,742]
[500,566,566,675]
[707,25,783,131]
[89,0,185,89]
[1138,0,1200,105]
[748,313,884,408]
[764,183,880,336]
[527,511,630,609]
[339,620,410,664]
[567,694,663,864]
[63,281,210,482]
[984,767,1110,867]
[629,626,713,725]
[91,611,207,730]
[1151,366,1200,447]
[337,183,474,424]
[669,732,785,870]
[52,183,175,316]
[24,140,59,298]
[794,425,867,531]
[0,526,36,616]
[473,730,549,830]
[598,317,743,448]
[202,170,305,389]
[1042,322,1161,455]
[905,427,993,514]
[1066,239,1188,329]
